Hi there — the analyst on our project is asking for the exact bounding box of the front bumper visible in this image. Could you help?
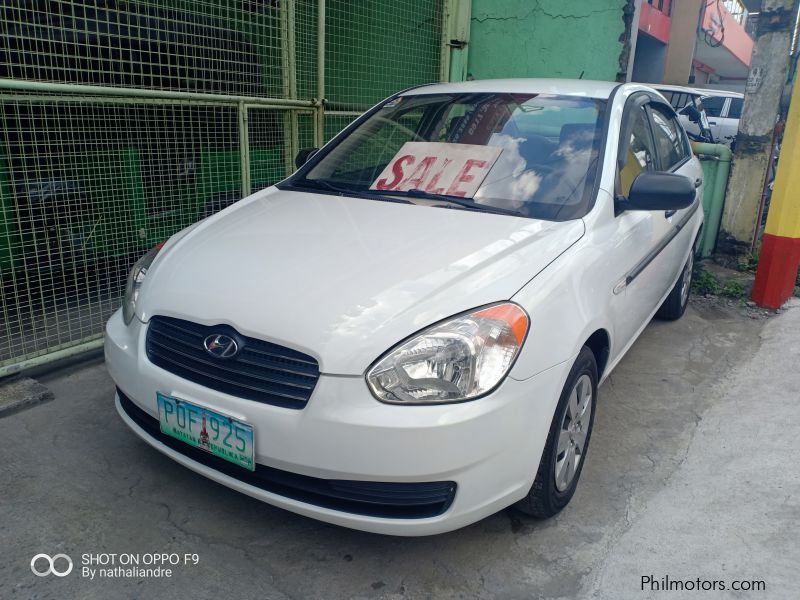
[105,310,571,535]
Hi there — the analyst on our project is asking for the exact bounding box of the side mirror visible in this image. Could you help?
[681,104,702,124]
[619,171,695,212]
[295,147,319,169]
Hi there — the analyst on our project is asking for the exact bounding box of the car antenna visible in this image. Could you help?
[579,70,585,79]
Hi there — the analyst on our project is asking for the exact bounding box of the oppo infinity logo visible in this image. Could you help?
[30,553,73,577]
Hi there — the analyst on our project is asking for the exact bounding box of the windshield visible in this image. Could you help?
[292,93,607,221]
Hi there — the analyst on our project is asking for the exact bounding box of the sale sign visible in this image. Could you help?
[370,142,503,198]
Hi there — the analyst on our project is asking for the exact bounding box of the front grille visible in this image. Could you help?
[117,389,457,519]
[145,315,319,409]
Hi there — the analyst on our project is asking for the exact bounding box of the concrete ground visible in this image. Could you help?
[1,299,798,599]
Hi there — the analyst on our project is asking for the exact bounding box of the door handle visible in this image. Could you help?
[709,121,717,125]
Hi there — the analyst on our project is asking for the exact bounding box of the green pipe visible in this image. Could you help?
[0,94,313,111]
[691,142,732,258]
[439,0,452,82]
[280,0,299,176]
[0,78,315,108]
[0,337,104,378]
[239,101,251,197]
[315,0,326,147]
[325,110,364,117]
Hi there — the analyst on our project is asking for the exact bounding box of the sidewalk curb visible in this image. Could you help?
[0,377,54,418]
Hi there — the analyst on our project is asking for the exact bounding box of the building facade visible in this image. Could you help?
[631,0,756,92]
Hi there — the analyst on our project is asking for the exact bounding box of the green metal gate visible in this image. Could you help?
[0,0,446,375]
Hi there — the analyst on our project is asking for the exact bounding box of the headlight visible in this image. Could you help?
[122,243,164,325]
[366,303,529,404]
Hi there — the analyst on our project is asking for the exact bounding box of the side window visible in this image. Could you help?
[649,106,688,170]
[702,96,726,118]
[672,115,692,159]
[661,92,687,110]
[727,98,743,119]
[619,105,656,196]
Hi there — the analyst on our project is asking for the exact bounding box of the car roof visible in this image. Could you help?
[693,88,744,98]
[651,84,702,94]
[652,83,743,99]
[402,78,621,100]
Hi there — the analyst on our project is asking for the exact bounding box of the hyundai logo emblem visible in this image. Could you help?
[203,334,239,359]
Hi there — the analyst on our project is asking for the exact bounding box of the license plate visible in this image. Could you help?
[157,393,255,471]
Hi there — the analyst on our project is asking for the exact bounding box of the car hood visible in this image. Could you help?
[137,187,584,374]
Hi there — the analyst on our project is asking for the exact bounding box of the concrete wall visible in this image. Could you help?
[468,0,634,82]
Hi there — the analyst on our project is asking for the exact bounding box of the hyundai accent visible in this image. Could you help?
[106,79,704,535]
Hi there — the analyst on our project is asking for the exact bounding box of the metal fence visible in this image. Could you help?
[0,0,445,375]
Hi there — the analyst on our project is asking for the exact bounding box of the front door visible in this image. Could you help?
[646,102,702,288]
[613,99,675,350]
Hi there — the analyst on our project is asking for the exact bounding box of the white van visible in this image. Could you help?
[654,85,742,147]
[652,84,714,143]
[692,89,744,147]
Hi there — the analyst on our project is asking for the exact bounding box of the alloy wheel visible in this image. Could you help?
[555,374,593,492]
[680,251,694,307]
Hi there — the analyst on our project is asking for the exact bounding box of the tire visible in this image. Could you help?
[515,346,598,518]
[656,248,694,321]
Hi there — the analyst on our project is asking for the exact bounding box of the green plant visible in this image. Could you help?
[721,279,746,298]
[737,253,759,273]
[692,268,722,295]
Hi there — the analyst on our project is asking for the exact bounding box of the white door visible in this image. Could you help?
[612,100,675,349]
[647,103,702,285]
[701,95,731,145]
[716,96,742,146]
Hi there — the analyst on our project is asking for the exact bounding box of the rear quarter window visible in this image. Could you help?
[702,96,726,118]
[727,98,743,119]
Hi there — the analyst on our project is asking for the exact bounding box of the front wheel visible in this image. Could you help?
[515,346,598,518]
[656,249,694,321]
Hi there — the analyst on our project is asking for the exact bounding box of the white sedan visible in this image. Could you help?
[106,79,704,536]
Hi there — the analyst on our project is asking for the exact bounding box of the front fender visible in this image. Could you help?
[509,225,618,382]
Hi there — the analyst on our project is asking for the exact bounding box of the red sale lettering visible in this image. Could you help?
[446,159,487,197]
[370,142,501,197]
[400,156,437,190]
[424,158,453,195]
[376,155,414,190]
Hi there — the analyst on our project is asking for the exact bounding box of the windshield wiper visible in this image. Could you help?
[399,188,526,217]
[288,179,414,204]
[287,180,524,215]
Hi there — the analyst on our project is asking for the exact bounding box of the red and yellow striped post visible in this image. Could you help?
[752,74,800,309]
